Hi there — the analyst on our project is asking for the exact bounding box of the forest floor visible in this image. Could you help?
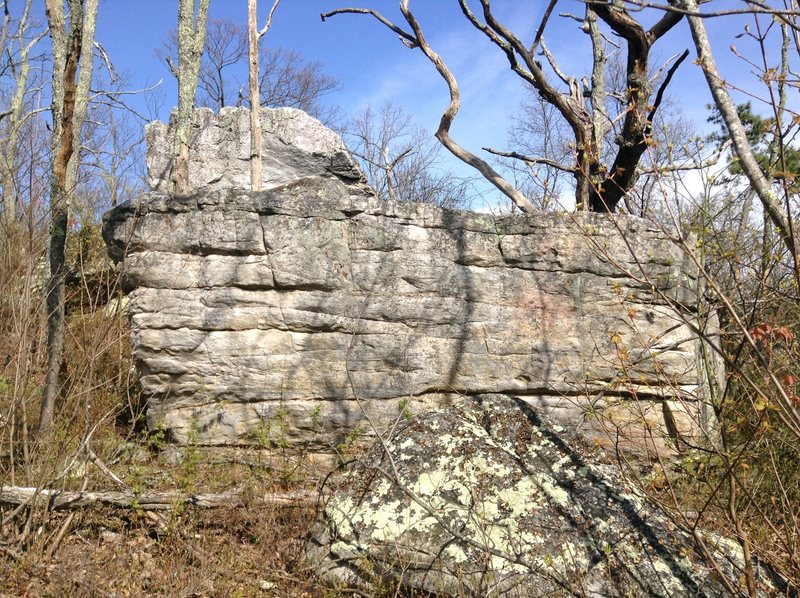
[0,450,349,597]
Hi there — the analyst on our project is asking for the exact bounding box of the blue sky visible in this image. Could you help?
[79,1,793,207]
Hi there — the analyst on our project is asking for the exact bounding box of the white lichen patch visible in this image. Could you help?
[489,553,532,576]
[415,469,448,495]
[397,437,415,452]
[469,454,513,479]
[437,476,472,505]
[615,489,646,512]
[559,540,590,573]
[701,531,746,562]
[594,518,611,534]
[651,558,686,595]
[534,473,570,508]
[431,433,461,456]
[327,496,358,538]
[499,476,545,517]
[443,543,468,562]
[550,454,571,474]
[314,398,745,597]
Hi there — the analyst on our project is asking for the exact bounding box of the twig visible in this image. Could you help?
[93,40,117,82]
[531,0,558,52]
[0,544,22,560]
[539,38,572,86]
[647,49,689,124]
[85,446,127,488]
[45,510,76,559]
[483,146,576,173]
[258,0,282,38]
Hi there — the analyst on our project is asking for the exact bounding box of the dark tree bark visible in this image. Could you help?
[41,0,98,438]
[323,1,686,213]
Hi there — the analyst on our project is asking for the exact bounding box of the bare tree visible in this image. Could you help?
[41,0,98,437]
[504,91,576,211]
[199,18,247,110]
[158,17,339,123]
[258,48,339,122]
[348,101,473,209]
[322,1,688,213]
[0,0,46,227]
[170,0,210,197]
[80,78,148,213]
[676,0,799,264]
[507,48,700,216]
[248,0,281,192]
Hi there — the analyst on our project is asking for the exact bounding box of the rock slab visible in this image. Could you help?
[308,396,780,596]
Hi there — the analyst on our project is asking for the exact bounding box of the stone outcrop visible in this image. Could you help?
[307,396,781,596]
[103,107,717,462]
[145,106,367,194]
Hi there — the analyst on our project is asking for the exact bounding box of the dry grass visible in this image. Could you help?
[1,503,324,597]
[0,224,344,598]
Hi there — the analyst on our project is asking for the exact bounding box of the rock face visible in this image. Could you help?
[145,106,367,194]
[308,396,779,596]
[104,107,717,462]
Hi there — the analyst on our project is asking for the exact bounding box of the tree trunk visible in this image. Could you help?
[40,0,97,438]
[679,0,798,262]
[248,0,262,191]
[0,0,40,228]
[586,3,682,212]
[65,0,96,192]
[171,0,211,197]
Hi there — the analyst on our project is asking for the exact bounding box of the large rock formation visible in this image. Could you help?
[308,396,781,596]
[145,106,366,194]
[103,107,717,463]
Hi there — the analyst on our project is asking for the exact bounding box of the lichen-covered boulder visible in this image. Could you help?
[308,396,781,596]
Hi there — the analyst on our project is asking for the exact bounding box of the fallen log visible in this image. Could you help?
[0,485,317,510]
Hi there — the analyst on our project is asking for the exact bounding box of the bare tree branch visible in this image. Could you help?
[621,0,800,22]
[397,0,535,212]
[539,38,572,86]
[678,0,800,265]
[321,8,418,48]
[258,0,281,38]
[531,0,559,52]
[324,2,534,211]
[647,48,689,123]
[483,147,576,173]
[93,40,117,83]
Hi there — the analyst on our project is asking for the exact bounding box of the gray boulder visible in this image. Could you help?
[145,106,367,194]
[308,396,781,596]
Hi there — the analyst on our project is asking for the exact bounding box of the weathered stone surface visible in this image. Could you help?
[145,106,367,194]
[307,396,782,596]
[104,182,714,460]
[103,108,719,462]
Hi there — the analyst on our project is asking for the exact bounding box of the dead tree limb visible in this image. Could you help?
[323,2,535,212]
[0,485,317,510]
